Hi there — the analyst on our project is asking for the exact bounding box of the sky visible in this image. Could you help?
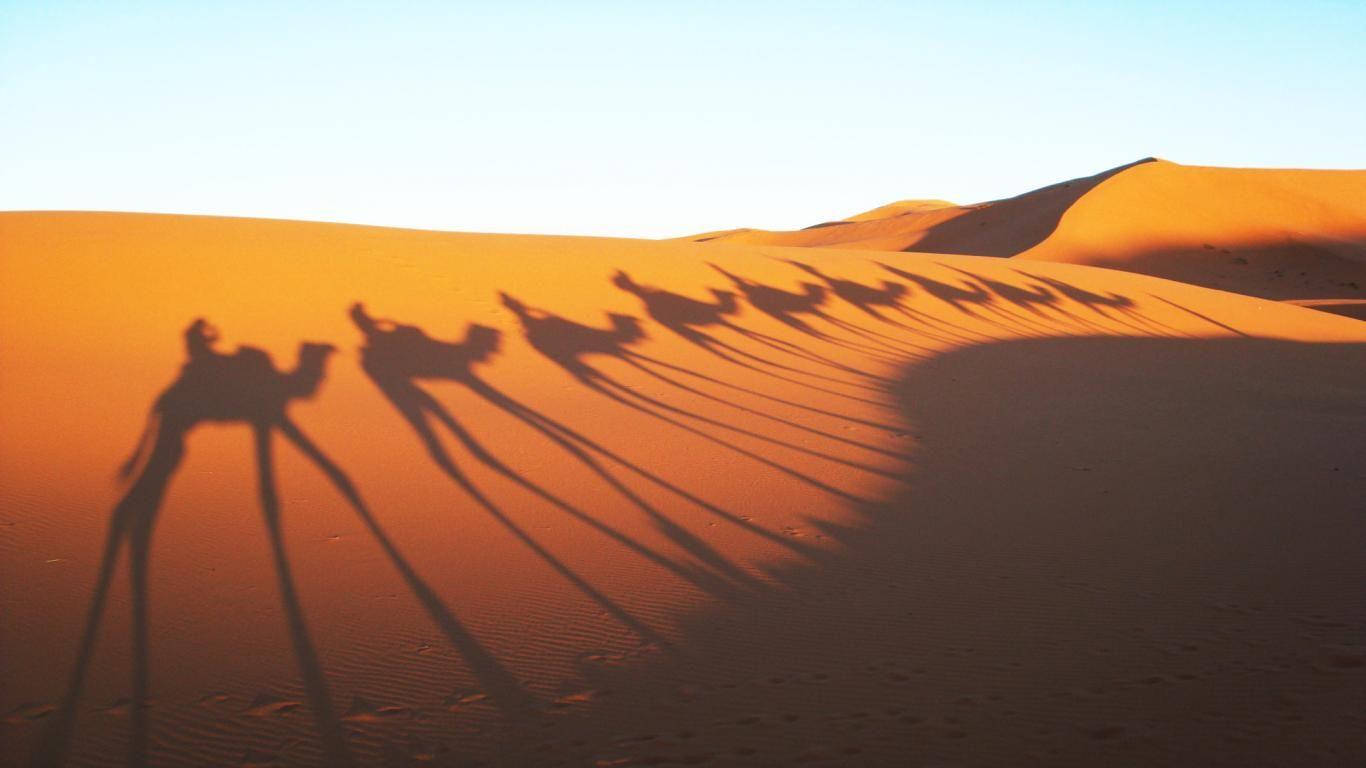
[2,1,1364,238]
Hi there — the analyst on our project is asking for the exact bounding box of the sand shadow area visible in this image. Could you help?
[520,335,1366,767]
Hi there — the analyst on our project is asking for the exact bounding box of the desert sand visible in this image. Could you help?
[683,160,1366,312]
[2,179,1364,768]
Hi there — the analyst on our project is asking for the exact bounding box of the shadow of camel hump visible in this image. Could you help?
[499,291,887,505]
[708,262,911,367]
[612,269,894,400]
[36,319,535,768]
[349,302,677,643]
[354,300,800,594]
[34,319,354,768]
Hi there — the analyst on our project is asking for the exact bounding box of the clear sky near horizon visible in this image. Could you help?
[2,1,1364,238]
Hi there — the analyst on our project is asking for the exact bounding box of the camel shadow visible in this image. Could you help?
[1009,268,1195,336]
[876,261,1049,339]
[350,302,712,635]
[350,303,767,597]
[34,319,533,768]
[611,270,892,401]
[33,320,355,768]
[613,270,907,432]
[783,259,983,347]
[500,292,884,508]
[708,263,910,367]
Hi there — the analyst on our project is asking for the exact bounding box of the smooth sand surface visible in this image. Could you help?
[2,211,1364,766]
[1016,161,1366,302]
[674,159,1154,255]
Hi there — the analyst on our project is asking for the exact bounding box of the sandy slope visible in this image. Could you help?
[1016,161,1366,302]
[678,160,1153,255]
[682,160,1366,310]
[2,211,1364,767]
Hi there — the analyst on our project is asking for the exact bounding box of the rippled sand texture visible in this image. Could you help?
[2,205,1364,766]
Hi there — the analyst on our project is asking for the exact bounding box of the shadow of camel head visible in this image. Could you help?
[499,291,527,316]
[290,342,337,399]
[611,270,641,294]
[607,313,644,344]
[463,324,502,362]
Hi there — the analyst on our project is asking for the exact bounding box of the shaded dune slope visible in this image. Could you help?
[535,336,1366,768]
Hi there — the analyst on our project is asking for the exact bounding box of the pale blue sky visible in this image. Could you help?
[2,1,1363,237]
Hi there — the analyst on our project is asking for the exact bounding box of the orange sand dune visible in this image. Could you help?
[683,160,1366,308]
[676,159,1154,254]
[2,211,1364,767]
[1016,161,1366,301]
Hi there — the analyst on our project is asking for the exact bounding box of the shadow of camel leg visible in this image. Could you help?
[272,417,535,712]
[29,524,124,768]
[127,513,154,768]
[384,385,670,646]
[31,422,186,768]
[253,424,355,768]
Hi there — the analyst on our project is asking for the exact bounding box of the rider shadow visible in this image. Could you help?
[34,320,356,768]
[708,263,911,366]
[876,262,1044,339]
[350,303,753,598]
[611,270,891,401]
[347,304,675,642]
[34,319,530,768]
[500,293,887,507]
[783,260,983,347]
[612,270,906,431]
[938,264,1096,336]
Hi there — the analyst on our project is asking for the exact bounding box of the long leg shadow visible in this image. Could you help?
[500,293,880,504]
[619,350,911,459]
[30,417,186,768]
[877,262,1039,339]
[939,264,1091,336]
[784,259,982,347]
[350,306,797,593]
[33,318,539,767]
[33,320,362,767]
[355,372,671,643]
[1012,269,1191,337]
[768,259,943,357]
[457,372,821,565]
[253,424,354,768]
[1147,294,1249,337]
[273,417,536,709]
[620,347,906,437]
[709,263,909,363]
[614,269,901,412]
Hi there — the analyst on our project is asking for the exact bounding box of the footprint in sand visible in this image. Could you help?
[551,689,605,709]
[102,698,132,716]
[442,690,489,710]
[341,695,410,723]
[4,702,55,724]
[243,693,302,717]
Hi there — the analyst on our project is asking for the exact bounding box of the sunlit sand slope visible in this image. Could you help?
[2,212,1364,767]
[678,160,1152,255]
[684,160,1366,310]
[1017,161,1366,301]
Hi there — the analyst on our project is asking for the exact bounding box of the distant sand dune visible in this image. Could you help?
[1015,161,1366,301]
[682,159,1366,312]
